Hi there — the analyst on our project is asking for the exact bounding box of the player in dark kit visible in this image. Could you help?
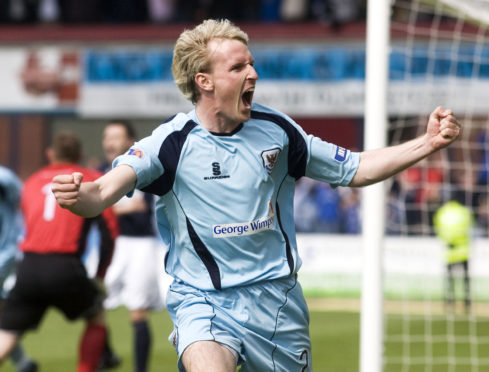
[98,120,167,372]
[0,132,118,372]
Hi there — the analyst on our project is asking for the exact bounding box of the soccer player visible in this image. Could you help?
[0,133,118,372]
[51,19,461,372]
[0,166,38,372]
[98,119,167,372]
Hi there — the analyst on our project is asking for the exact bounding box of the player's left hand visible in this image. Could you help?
[426,106,461,150]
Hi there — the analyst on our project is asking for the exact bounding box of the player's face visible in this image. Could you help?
[102,124,133,163]
[206,38,258,125]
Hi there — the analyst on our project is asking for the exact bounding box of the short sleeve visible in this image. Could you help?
[305,135,360,187]
[113,134,165,191]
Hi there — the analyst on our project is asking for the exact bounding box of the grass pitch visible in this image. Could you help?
[5,303,488,371]
[1,307,360,371]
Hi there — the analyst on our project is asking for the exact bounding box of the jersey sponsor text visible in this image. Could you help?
[213,213,274,238]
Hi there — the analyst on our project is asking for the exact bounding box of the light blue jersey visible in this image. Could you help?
[0,166,23,298]
[114,103,359,290]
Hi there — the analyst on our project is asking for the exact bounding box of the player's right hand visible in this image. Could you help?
[51,172,84,208]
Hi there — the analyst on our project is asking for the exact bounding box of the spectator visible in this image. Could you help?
[261,0,281,22]
[338,187,361,234]
[294,178,321,232]
[309,0,364,28]
[281,0,309,22]
[7,0,39,24]
[474,129,489,215]
[315,183,341,233]
[147,0,176,23]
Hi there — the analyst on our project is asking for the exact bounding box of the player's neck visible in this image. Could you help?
[195,104,240,134]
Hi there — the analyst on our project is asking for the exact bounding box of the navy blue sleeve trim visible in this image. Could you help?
[250,110,307,180]
[142,120,197,196]
[186,217,222,290]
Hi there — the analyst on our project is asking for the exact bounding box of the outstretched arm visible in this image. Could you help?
[349,106,460,187]
[52,164,137,217]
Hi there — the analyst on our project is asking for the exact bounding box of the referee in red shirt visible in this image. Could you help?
[0,132,118,372]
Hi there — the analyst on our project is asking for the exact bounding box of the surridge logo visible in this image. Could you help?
[204,162,230,180]
[261,148,280,174]
[212,162,221,176]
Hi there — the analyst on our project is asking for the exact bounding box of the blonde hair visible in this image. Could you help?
[172,19,249,104]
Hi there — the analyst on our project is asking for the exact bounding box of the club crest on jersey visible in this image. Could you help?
[127,148,143,158]
[333,146,348,162]
[261,148,280,174]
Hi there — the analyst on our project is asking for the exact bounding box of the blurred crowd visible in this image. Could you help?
[294,178,361,234]
[294,123,489,237]
[387,123,489,237]
[0,0,366,26]
[1,0,485,238]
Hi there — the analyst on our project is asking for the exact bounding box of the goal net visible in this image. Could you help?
[383,0,489,371]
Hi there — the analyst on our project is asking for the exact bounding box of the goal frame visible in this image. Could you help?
[360,1,391,371]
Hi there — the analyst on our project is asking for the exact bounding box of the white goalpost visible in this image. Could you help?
[360,0,390,371]
[361,0,489,371]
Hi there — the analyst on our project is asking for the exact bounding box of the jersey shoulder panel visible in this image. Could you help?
[251,103,306,132]
[250,103,308,179]
[150,113,196,139]
[114,112,198,195]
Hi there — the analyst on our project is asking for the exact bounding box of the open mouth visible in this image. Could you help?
[241,88,254,108]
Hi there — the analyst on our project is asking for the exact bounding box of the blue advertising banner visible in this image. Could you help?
[79,43,489,117]
[2,42,488,116]
[83,44,489,83]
